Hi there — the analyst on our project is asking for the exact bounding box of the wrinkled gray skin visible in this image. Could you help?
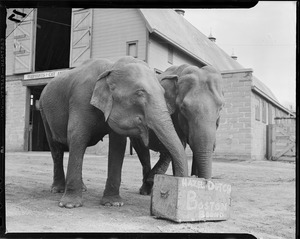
[130,64,224,195]
[39,56,188,208]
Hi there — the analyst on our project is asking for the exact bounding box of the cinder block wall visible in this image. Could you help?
[214,69,253,160]
[6,77,28,151]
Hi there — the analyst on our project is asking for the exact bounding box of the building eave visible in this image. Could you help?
[251,85,294,116]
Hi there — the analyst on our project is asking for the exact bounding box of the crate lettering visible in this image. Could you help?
[182,177,206,189]
[187,190,228,218]
[207,181,232,194]
[182,178,231,194]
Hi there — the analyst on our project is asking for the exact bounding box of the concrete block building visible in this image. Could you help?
[5,8,293,160]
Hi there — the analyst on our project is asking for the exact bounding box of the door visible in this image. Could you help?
[69,8,92,67]
[29,86,50,151]
[13,8,35,74]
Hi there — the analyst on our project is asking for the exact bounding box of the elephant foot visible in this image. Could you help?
[139,181,153,195]
[51,183,65,193]
[100,195,124,207]
[58,192,83,209]
[51,183,87,193]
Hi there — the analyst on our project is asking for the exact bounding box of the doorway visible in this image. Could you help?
[29,85,50,151]
[35,8,72,71]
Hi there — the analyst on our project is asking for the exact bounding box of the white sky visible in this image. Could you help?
[183,1,296,110]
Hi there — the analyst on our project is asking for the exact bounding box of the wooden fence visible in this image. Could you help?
[267,117,296,161]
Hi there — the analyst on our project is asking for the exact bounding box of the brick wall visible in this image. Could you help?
[6,77,28,151]
[214,69,253,160]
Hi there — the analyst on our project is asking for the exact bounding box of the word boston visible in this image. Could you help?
[151,174,231,223]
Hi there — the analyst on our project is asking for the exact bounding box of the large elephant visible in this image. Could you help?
[130,64,224,195]
[39,56,188,208]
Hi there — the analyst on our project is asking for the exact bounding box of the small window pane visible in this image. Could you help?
[127,41,138,58]
[168,45,173,64]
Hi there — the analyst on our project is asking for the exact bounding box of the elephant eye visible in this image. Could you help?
[136,89,146,97]
[136,116,142,123]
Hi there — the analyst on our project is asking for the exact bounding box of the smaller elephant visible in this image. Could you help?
[39,56,188,208]
[131,64,224,195]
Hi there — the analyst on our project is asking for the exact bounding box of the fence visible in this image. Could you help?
[267,117,296,161]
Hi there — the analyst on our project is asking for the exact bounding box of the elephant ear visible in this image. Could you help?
[160,75,178,114]
[90,70,113,121]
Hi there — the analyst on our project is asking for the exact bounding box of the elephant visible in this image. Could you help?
[39,56,188,208]
[130,64,224,195]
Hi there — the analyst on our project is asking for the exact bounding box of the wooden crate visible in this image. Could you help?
[151,174,231,223]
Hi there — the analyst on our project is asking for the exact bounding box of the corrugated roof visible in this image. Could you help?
[139,9,288,111]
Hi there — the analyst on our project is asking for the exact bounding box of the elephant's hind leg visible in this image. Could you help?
[41,112,66,193]
[50,142,65,193]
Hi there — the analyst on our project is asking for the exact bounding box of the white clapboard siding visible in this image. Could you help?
[91,9,146,61]
[13,8,35,74]
[69,8,92,68]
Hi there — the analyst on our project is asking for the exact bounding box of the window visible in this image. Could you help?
[275,108,279,118]
[168,45,173,64]
[262,101,267,123]
[127,41,138,58]
[255,96,260,121]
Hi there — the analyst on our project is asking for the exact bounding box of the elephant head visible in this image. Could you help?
[159,64,224,179]
[90,56,188,177]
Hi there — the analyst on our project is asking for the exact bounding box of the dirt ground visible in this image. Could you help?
[4,151,296,238]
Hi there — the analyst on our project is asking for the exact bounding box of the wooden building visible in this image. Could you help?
[5,8,294,160]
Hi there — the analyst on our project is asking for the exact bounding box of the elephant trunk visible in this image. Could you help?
[189,123,216,179]
[191,150,213,179]
[148,111,188,177]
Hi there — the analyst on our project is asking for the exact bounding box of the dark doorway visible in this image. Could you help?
[29,86,50,151]
[35,8,72,71]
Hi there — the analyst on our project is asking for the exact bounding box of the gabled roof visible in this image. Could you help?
[139,9,291,113]
[252,76,279,102]
[139,9,244,71]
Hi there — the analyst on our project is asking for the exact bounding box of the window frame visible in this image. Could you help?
[126,40,138,58]
[255,95,261,121]
[168,44,174,64]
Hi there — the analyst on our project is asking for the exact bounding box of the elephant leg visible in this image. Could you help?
[142,152,172,195]
[41,114,65,193]
[130,138,152,195]
[49,142,65,193]
[101,131,127,206]
[58,123,88,208]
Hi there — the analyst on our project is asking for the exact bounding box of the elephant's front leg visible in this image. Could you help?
[101,131,127,206]
[130,138,152,195]
[59,137,87,208]
[141,152,172,195]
